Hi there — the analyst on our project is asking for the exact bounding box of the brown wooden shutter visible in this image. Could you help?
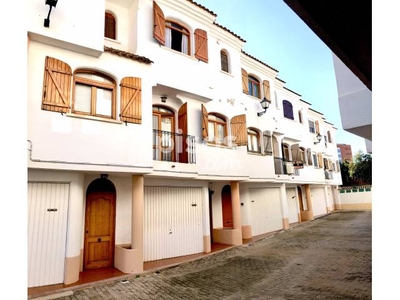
[194,29,208,63]
[241,68,248,94]
[263,80,271,101]
[317,153,323,168]
[315,120,320,134]
[201,104,208,140]
[120,77,142,124]
[230,114,247,146]
[153,1,165,45]
[178,102,188,163]
[42,56,72,113]
[263,133,273,155]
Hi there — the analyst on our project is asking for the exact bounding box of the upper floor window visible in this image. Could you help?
[308,120,315,133]
[282,100,294,120]
[73,70,116,119]
[41,56,142,123]
[153,2,208,62]
[282,144,290,161]
[208,113,227,145]
[248,76,260,98]
[220,50,229,72]
[247,128,260,153]
[165,21,190,54]
[105,12,116,39]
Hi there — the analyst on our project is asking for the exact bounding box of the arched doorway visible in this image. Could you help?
[221,185,233,228]
[84,178,116,270]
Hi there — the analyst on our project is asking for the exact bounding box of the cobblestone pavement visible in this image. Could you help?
[49,211,372,300]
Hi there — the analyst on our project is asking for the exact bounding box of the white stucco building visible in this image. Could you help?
[26,0,342,288]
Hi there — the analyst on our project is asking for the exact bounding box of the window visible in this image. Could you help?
[282,144,290,161]
[309,120,315,133]
[312,153,318,167]
[104,12,116,39]
[73,70,116,119]
[298,110,303,123]
[306,148,313,165]
[263,132,273,156]
[220,50,229,72]
[165,21,190,54]
[208,114,227,145]
[282,100,294,120]
[248,76,260,98]
[247,128,260,153]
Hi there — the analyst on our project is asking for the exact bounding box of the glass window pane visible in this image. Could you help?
[96,88,112,117]
[216,124,224,143]
[208,122,215,142]
[74,84,91,113]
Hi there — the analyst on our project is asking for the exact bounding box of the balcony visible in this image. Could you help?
[153,130,196,164]
[274,157,297,175]
[324,170,334,179]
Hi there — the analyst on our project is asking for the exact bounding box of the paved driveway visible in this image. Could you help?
[48,211,372,300]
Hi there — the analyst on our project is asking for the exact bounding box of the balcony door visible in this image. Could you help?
[153,106,175,161]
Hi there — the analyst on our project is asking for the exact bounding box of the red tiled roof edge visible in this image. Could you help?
[241,50,279,73]
[283,86,302,97]
[187,0,217,16]
[213,22,246,42]
[104,46,154,64]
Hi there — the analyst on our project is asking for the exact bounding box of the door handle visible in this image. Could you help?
[97,238,101,242]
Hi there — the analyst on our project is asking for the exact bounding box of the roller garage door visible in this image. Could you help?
[311,187,327,217]
[249,188,283,236]
[144,187,203,261]
[28,182,70,287]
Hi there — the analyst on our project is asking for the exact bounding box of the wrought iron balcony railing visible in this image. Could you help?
[153,130,196,164]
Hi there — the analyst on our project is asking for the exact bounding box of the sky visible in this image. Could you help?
[196,0,368,155]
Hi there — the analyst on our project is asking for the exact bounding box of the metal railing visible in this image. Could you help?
[152,130,196,164]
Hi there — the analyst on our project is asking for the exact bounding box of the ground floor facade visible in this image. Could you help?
[27,168,339,288]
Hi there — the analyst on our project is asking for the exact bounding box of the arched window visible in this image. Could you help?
[104,12,116,39]
[208,113,227,144]
[248,75,260,98]
[220,50,229,72]
[282,144,290,162]
[165,21,190,54]
[282,100,294,120]
[73,70,116,119]
[247,128,260,153]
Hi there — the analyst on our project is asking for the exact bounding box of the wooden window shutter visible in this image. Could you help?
[201,104,208,140]
[230,114,247,146]
[317,153,323,168]
[194,29,208,63]
[153,1,165,45]
[315,121,320,134]
[42,56,72,113]
[178,102,188,163]
[263,133,273,155]
[120,77,142,124]
[263,80,271,101]
[241,68,249,94]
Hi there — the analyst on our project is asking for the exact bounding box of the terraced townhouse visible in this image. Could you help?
[27,0,342,288]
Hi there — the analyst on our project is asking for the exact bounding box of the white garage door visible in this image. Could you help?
[249,188,283,236]
[28,182,70,287]
[286,188,299,224]
[311,187,327,217]
[144,187,203,262]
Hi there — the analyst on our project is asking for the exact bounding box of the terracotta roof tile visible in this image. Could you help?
[213,22,246,42]
[104,46,153,64]
[187,0,217,16]
[241,50,279,72]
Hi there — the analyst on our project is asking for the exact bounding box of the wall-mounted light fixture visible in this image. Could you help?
[314,133,322,144]
[161,96,167,103]
[44,0,58,28]
[257,97,270,117]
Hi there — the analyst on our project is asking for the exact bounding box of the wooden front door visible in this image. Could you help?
[84,192,116,270]
[222,185,233,228]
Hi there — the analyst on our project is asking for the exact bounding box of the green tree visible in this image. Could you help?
[352,151,372,184]
[340,160,351,186]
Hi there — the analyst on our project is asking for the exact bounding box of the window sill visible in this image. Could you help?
[247,151,263,156]
[66,113,123,124]
[220,70,233,77]
[104,37,121,45]
[161,46,197,61]
[206,142,235,150]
